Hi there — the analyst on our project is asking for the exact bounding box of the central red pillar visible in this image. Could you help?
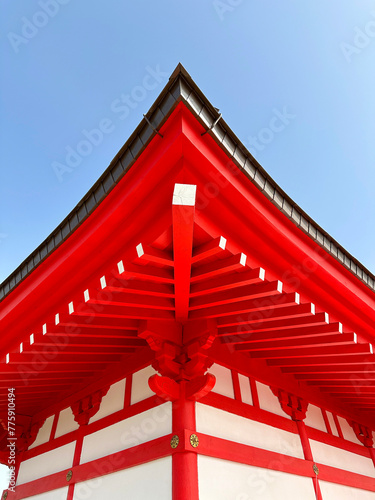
[172,382,199,500]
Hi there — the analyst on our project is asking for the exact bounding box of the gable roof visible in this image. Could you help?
[0,64,374,432]
[1,63,374,302]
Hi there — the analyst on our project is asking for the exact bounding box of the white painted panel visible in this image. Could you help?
[338,416,360,443]
[209,364,234,398]
[326,411,339,437]
[238,374,253,405]
[196,404,304,459]
[55,408,79,438]
[305,404,327,433]
[28,416,54,449]
[256,382,287,418]
[320,480,375,500]
[131,366,156,405]
[198,455,316,500]
[73,457,171,500]
[27,486,69,500]
[17,442,75,485]
[310,440,375,478]
[80,403,172,464]
[90,379,126,423]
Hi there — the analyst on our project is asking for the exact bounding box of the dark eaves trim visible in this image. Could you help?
[1,63,374,301]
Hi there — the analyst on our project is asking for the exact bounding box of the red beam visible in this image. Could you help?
[191,236,226,264]
[172,183,196,323]
[190,267,265,297]
[235,332,357,352]
[191,253,247,283]
[189,281,285,311]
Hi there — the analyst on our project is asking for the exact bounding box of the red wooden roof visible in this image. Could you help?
[1,65,374,443]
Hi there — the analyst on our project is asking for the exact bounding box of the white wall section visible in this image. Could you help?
[310,440,375,478]
[238,374,253,405]
[198,456,316,500]
[89,378,126,423]
[80,403,172,464]
[304,404,327,433]
[55,407,79,438]
[28,416,54,449]
[131,366,156,405]
[73,457,172,500]
[209,364,234,399]
[319,480,375,499]
[256,382,287,418]
[17,442,75,485]
[196,404,304,459]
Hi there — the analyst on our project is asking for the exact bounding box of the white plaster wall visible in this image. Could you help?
[310,440,375,478]
[320,480,375,499]
[131,366,157,405]
[326,411,339,437]
[198,455,316,500]
[255,382,288,418]
[238,374,253,405]
[196,404,304,459]
[304,404,327,433]
[27,486,69,500]
[55,407,79,438]
[80,403,172,464]
[338,416,360,443]
[17,442,75,485]
[90,378,126,423]
[28,416,54,449]
[73,457,172,500]
[209,363,234,398]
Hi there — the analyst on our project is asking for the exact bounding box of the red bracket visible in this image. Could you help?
[71,387,109,426]
[350,421,374,448]
[272,387,308,421]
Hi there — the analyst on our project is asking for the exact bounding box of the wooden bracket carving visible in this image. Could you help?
[272,387,308,421]
[350,421,374,448]
[71,387,109,426]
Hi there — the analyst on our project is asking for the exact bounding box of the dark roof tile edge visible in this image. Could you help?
[1,63,374,302]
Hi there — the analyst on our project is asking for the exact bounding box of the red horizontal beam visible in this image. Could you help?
[117,260,174,283]
[234,332,356,352]
[191,253,247,283]
[281,363,375,374]
[250,343,371,359]
[191,236,226,264]
[189,281,285,312]
[269,353,375,367]
[190,268,265,297]
[218,303,316,328]
[105,278,175,298]
[136,243,174,267]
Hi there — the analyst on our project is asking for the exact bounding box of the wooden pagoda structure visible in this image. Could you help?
[0,64,374,499]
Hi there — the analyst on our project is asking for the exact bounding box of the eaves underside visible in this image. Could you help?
[1,63,374,301]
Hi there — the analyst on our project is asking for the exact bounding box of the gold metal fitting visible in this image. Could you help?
[170,435,179,449]
[313,463,319,476]
[190,433,199,448]
[66,470,73,482]
[2,492,8,500]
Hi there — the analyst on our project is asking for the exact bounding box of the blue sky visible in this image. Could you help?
[1,0,375,489]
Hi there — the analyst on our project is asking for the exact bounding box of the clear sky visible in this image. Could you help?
[1,0,375,490]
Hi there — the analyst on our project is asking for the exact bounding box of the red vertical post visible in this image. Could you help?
[67,426,84,500]
[296,420,322,500]
[172,383,199,500]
